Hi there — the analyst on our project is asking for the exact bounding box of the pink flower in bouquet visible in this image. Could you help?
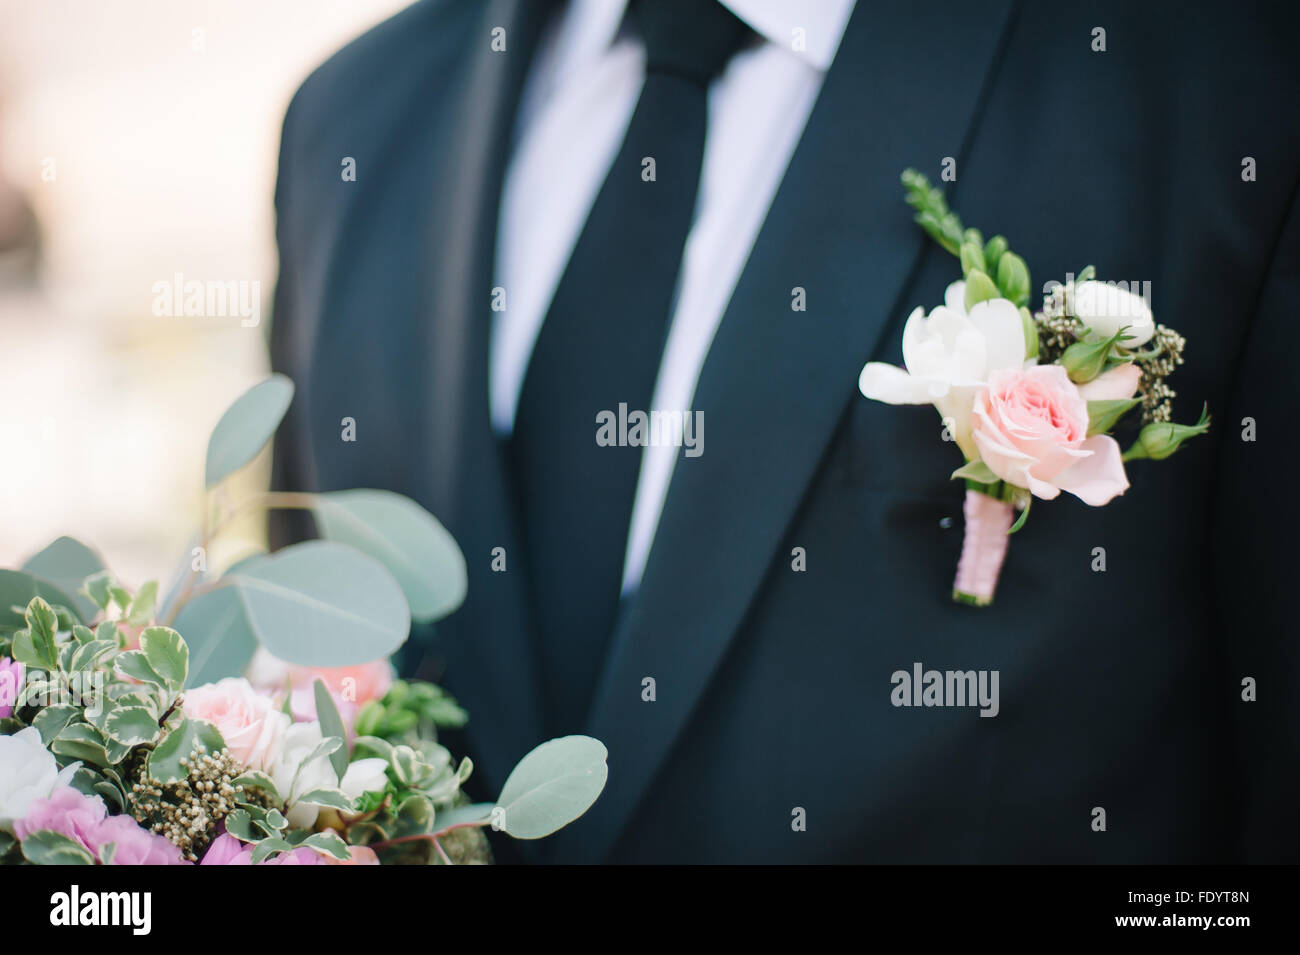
[14,786,106,850]
[322,845,380,865]
[247,648,393,728]
[84,813,189,865]
[183,677,291,771]
[200,833,326,865]
[972,365,1130,506]
[0,658,22,718]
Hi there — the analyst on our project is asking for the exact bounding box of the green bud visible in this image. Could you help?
[959,241,986,277]
[963,269,1000,310]
[983,235,1008,275]
[1086,398,1141,436]
[1061,327,1128,383]
[962,227,984,249]
[996,251,1031,307]
[1019,306,1039,360]
[1123,407,1211,461]
[354,701,384,737]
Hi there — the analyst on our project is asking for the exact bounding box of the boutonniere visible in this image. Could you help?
[859,169,1210,607]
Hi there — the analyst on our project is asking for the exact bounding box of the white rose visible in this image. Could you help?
[859,280,1029,459]
[340,758,389,801]
[269,721,340,829]
[1071,280,1155,347]
[0,727,79,832]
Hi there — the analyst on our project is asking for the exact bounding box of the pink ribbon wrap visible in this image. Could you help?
[952,489,1014,606]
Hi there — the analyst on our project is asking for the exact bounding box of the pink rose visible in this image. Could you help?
[0,658,22,719]
[183,677,291,771]
[972,365,1130,506]
[84,813,189,865]
[14,786,106,849]
[247,649,393,728]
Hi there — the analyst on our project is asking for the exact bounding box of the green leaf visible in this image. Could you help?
[22,537,105,622]
[32,704,80,744]
[114,650,167,689]
[147,717,226,784]
[21,830,94,865]
[951,459,998,483]
[172,586,258,685]
[231,770,281,803]
[83,573,112,613]
[1008,494,1032,534]
[313,679,351,780]
[225,541,411,667]
[223,809,256,841]
[495,735,608,840]
[70,638,117,673]
[432,802,494,834]
[298,788,355,812]
[205,374,295,488]
[24,597,60,670]
[138,626,187,690]
[1086,398,1141,436]
[311,489,468,621]
[104,705,161,747]
[250,838,295,864]
[0,570,81,633]
[298,830,350,861]
[50,722,113,767]
[126,581,158,627]
[70,624,96,646]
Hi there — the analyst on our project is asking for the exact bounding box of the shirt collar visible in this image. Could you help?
[721,0,857,71]
[572,0,857,73]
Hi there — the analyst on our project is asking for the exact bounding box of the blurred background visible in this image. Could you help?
[0,0,408,583]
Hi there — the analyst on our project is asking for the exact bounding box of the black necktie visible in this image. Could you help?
[510,0,752,733]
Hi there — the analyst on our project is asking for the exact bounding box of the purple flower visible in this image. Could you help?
[84,814,189,865]
[0,658,23,719]
[199,832,324,865]
[14,786,106,849]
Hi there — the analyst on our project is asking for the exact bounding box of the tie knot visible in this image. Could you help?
[630,0,753,86]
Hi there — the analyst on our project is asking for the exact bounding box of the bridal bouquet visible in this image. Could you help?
[859,170,1209,606]
[0,376,607,865]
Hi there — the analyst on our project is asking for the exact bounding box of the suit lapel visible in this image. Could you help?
[415,0,557,794]
[568,0,1018,862]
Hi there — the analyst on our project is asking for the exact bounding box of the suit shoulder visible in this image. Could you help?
[280,0,477,156]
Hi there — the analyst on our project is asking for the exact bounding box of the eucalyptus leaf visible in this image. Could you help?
[224,541,410,667]
[431,802,494,833]
[310,489,468,621]
[172,585,259,685]
[495,736,608,840]
[0,570,81,632]
[21,537,104,622]
[205,374,295,488]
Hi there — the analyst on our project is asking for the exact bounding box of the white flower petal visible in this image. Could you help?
[944,280,967,315]
[859,362,934,405]
[967,298,1027,374]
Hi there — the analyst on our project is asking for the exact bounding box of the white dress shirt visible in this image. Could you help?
[492,0,856,593]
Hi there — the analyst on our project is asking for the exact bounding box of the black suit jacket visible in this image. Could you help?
[269,0,1300,862]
